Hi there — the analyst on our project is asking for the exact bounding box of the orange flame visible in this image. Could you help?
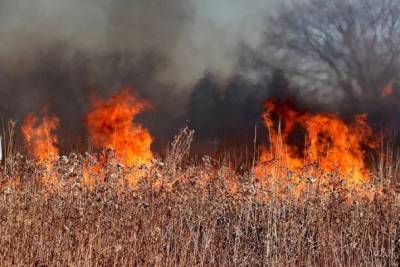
[255,99,378,197]
[21,111,59,162]
[82,163,104,191]
[85,87,153,185]
[21,110,60,189]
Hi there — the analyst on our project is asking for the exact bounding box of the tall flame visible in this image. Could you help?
[21,110,60,189]
[21,111,59,162]
[85,87,153,167]
[255,99,377,196]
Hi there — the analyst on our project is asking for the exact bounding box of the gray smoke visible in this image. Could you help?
[0,0,280,86]
[0,0,284,152]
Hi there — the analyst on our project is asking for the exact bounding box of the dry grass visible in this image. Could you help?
[0,156,399,266]
[0,129,400,266]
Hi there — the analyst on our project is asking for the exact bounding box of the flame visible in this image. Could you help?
[82,163,103,191]
[21,111,59,162]
[85,87,154,185]
[21,110,60,188]
[255,99,378,197]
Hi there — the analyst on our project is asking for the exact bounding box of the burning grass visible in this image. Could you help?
[1,89,400,265]
[0,150,399,266]
[0,126,399,266]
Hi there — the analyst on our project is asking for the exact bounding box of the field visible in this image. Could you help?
[3,0,400,265]
[1,127,400,266]
[0,91,399,266]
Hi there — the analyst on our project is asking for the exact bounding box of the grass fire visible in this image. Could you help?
[255,99,379,199]
[2,0,400,266]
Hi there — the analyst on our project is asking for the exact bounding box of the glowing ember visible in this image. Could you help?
[85,87,154,167]
[21,110,59,162]
[255,99,378,196]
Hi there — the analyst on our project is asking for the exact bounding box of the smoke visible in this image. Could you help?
[0,0,279,84]
[7,0,391,155]
[0,0,284,152]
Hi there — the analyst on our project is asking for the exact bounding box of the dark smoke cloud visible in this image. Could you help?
[0,0,279,85]
[0,41,185,147]
[0,0,284,153]
[186,69,298,154]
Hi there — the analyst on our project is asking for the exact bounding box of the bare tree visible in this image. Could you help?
[263,0,400,102]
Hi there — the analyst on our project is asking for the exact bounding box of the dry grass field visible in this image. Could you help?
[3,0,400,265]
[1,92,399,266]
[0,130,400,266]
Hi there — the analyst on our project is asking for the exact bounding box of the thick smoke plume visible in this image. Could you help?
[7,0,394,154]
[0,0,282,153]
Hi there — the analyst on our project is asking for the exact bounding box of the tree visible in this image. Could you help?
[263,0,400,102]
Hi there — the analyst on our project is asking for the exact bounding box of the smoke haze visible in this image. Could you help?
[0,0,280,85]
[0,0,285,151]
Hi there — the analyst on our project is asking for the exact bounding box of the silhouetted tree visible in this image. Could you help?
[264,0,400,102]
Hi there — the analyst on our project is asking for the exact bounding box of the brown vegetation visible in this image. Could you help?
[0,127,399,266]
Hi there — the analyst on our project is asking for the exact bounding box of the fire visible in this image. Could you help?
[21,110,60,188]
[85,87,154,185]
[21,110,59,162]
[255,99,378,197]
[82,163,104,191]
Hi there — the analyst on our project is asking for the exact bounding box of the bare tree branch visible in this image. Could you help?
[262,0,400,100]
